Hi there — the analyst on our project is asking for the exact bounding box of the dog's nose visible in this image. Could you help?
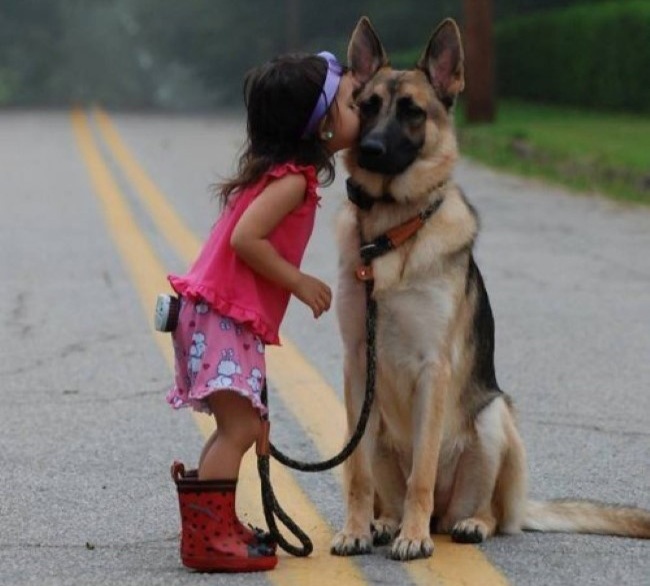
[359,137,386,157]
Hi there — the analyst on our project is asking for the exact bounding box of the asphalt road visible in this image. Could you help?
[1,109,648,586]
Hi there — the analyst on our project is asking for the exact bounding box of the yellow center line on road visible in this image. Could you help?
[72,107,369,586]
[91,106,509,586]
[93,108,199,264]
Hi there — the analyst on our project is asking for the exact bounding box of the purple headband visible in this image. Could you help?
[302,51,343,138]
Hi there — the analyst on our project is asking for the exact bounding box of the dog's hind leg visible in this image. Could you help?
[439,397,511,543]
[493,403,527,535]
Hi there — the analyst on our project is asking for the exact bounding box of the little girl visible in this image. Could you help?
[167,51,359,573]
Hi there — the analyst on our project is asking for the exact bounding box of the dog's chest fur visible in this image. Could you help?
[376,279,454,366]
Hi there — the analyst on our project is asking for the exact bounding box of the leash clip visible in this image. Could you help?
[256,420,271,456]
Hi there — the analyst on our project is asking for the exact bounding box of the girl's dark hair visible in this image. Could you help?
[218,53,337,204]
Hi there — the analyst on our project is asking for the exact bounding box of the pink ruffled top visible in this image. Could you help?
[168,162,320,345]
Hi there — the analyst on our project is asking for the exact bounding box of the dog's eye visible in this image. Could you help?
[358,95,381,118]
[397,97,426,124]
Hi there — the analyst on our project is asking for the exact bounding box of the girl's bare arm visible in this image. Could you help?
[230,174,331,317]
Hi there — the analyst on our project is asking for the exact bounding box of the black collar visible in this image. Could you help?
[346,178,396,210]
[346,177,448,211]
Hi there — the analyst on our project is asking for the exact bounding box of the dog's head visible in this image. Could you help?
[346,17,465,200]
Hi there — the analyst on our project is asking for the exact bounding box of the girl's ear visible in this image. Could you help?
[347,16,389,84]
[317,117,334,141]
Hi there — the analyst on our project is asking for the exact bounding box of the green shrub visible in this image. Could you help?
[0,69,18,105]
[496,1,650,112]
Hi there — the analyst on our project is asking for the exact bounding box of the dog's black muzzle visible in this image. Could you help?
[358,125,423,176]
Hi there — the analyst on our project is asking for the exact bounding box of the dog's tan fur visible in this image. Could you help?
[331,17,650,561]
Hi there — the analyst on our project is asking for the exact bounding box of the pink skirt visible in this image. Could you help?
[166,297,268,415]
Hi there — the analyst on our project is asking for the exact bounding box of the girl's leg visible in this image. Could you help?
[172,390,276,572]
[193,390,275,549]
[197,427,218,471]
[199,390,262,480]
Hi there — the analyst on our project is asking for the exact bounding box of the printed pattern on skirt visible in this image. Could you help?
[167,297,267,415]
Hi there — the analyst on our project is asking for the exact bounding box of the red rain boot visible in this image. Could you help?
[171,461,277,572]
[174,463,276,551]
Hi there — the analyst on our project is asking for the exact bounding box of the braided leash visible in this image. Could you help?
[256,278,377,556]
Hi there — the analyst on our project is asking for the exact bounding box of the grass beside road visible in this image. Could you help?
[457,101,650,205]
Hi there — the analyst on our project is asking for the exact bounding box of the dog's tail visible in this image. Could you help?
[523,500,650,539]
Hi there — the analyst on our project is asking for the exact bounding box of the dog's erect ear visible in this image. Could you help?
[347,16,389,84]
[417,18,465,106]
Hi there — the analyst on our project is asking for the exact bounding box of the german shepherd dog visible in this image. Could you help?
[331,17,650,561]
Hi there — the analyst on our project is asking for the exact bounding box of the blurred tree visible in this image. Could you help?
[133,0,461,104]
[0,0,625,109]
[53,0,155,107]
[0,0,63,104]
[135,0,286,104]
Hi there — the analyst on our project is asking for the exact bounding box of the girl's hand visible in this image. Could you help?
[293,273,332,318]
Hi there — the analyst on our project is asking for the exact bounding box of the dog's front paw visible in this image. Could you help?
[388,534,434,561]
[330,530,373,556]
[371,518,399,546]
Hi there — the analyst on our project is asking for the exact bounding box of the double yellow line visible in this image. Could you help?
[71,106,508,586]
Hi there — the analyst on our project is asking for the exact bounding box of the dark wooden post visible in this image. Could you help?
[285,0,300,51]
[463,0,496,122]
